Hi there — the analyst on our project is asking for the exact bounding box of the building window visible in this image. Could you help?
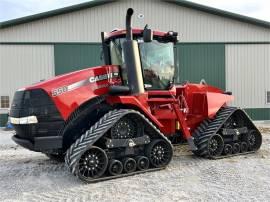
[267,91,270,104]
[0,96,10,108]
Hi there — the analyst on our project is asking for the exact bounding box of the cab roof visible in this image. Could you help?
[104,28,178,43]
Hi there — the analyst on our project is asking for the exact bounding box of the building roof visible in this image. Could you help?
[0,0,114,29]
[166,0,270,28]
[0,0,269,29]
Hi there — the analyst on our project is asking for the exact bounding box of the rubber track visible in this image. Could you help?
[211,151,255,159]
[193,106,257,158]
[65,109,172,178]
[80,167,164,183]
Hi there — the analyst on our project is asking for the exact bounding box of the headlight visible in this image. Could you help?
[10,116,38,124]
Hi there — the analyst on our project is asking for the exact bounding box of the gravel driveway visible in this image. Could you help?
[0,128,269,202]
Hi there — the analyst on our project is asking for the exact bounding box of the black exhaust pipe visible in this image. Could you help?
[126,8,133,40]
[123,8,145,95]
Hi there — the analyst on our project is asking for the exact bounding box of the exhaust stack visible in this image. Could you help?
[126,8,133,40]
[123,8,145,95]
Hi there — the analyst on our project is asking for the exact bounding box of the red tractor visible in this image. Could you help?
[10,8,262,182]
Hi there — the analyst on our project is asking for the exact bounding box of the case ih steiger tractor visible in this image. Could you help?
[10,8,262,182]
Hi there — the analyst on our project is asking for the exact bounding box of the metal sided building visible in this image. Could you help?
[0,0,270,126]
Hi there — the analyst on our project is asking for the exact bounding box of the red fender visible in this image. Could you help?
[206,92,234,118]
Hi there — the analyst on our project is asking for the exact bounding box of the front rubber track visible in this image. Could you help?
[65,109,173,182]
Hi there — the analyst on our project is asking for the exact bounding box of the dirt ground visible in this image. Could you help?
[0,127,269,202]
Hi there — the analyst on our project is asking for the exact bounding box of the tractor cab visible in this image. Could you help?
[101,19,178,92]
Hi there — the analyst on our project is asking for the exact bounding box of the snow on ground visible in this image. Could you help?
[0,127,269,202]
[0,130,15,146]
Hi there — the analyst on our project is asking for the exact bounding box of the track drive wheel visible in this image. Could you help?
[76,146,108,182]
[111,117,137,139]
[146,139,173,168]
[208,134,224,157]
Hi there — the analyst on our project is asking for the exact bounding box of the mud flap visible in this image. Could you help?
[187,137,198,151]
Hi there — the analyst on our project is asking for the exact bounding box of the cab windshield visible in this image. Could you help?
[109,39,175,90]
[139,40,174,90]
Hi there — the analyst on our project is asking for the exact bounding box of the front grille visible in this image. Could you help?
[10,89,64,140]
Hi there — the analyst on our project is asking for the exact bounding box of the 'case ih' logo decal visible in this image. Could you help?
[89,72,119,83]
[52,72,119,97]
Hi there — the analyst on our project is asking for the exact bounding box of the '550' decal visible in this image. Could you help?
[52,86,68,97]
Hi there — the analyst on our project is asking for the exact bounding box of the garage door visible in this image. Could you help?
[176,44,225,90]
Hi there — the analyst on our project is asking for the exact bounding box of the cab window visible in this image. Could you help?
[139,40,175,90]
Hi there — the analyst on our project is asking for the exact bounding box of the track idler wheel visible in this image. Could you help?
[76,146,108,182]
[123,158,136,173]
[240,142,248,153]
[246,130,262,151]
[108,159,123,176]
[207,134,224,157]
[232,143,240,154]
[223,144,233,155]
[146,139,173,168]
[135,156,149,171]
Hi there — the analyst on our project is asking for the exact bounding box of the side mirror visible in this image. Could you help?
[143,25,153,42]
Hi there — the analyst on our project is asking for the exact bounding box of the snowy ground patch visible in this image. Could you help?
[0,128,269,202]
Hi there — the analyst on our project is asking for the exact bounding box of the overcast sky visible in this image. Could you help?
[0,0,269,22]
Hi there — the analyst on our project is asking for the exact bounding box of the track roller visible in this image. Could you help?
[123,158,137,173]
[108,159,123,176]
[240,142,248,153]
[135,156,149,171]
[232,143,240,154]
[223,144,233,155]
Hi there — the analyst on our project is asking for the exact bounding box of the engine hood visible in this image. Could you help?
[25,65,120,91]
[19,65,121,120]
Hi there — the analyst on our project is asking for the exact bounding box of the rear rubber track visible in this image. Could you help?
[193,106,262,159]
